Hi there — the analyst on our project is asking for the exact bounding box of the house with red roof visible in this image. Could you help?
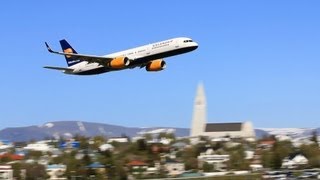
[127,160,148,176]
[0,153,24,161]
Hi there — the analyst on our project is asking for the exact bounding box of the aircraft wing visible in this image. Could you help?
[43,66,74,71]
[45,42,114,65]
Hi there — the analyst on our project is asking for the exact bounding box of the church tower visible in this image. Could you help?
[190,82,207,136]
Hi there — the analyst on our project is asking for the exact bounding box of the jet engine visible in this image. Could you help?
[109,56,130,69]
[146,59,166,72]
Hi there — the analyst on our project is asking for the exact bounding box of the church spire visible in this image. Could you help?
[190,82,207,136]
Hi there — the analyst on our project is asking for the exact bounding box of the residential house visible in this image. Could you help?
[282,154,308,169]
[107,137,129,143]
[147,138,172,145]
[0,153,24,162]
[59,141,80,149]
[86,162,106,175]
[0,140,13,154]
[245,150,255,160]
[99,144,114,151]
[164,159,185,177]
[250,164,263,171]
[0,165,13,180]
[23,142,53,152]
[127,160,148,176]
[197,149,229,171]
[150,144,169,154]
[145,162,160,175]
[250,149,263,171]
[46,164,67,180]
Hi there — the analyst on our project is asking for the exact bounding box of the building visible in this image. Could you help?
[164,159,185,177]
[0,165,13,180]
[23,142,53,152]
[190,83,207,137]
[46,164,67,180]
[282,154,308,169]
[107,137,129,143]
[197,149,230,171]
[127,160,148,175]
[0,140,13,153]
[190,83,255,139]
[99,144,114,151]
[203,122,255,139]
[86,162,106,175]
[59,141,80,149]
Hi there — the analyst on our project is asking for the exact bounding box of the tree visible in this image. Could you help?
[272,151,282,169]
[12,163,22,179]
[25,150,43,160]
[24,163,48,180]
[300,144,320,168]
[82,153,92,166]
[309,156,320,168]
[77,136,90,150]
[227,145,249,170]
[0,155,11,163]
[185,157,198,170]
[143,134,152,141]
[114,164,127,180]
[157,132,176,141]
[203,162,214,172]
[310,130,318,145]
[137,139,147,151]
[261,151,273,168]
[91,136,106,150]
[271,141,294,169]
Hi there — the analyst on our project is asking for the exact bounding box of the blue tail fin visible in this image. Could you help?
[59,39,82,66]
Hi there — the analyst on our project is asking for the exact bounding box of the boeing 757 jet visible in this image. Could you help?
[44,37,198,75]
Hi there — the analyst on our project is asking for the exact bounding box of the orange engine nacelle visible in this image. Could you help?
[109,56,130,69]
[146,59,166,72]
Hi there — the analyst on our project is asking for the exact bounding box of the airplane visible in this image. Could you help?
[44,37,198,75]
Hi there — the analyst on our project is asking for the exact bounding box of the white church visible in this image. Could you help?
[190,83,255,139]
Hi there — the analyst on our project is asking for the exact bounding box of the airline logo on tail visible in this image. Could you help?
[63,48,73,58]
[59,40,82,66]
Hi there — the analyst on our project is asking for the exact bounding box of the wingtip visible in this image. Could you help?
[45,42,53,53]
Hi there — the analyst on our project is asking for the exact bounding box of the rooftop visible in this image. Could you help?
[205,123,242,132]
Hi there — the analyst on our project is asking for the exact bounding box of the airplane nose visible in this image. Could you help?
[193,42,199,49]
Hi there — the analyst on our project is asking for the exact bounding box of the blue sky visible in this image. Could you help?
[0,1,319,129]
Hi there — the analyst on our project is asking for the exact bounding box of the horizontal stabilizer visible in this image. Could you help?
[43,66,73,71]
[44,41,113,63]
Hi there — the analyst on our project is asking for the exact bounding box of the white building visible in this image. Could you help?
[99,144,114,151]
[164,160,185,177]
[190,83,255,139]
[46,164,67,180]
[0,165,13,180]
[23,142,53,152]
[0,140,13,152]
[197,149,230,171]
[282,154,308,169]
[107,137,129,143]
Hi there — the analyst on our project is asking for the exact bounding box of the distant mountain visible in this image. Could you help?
[254,129,270,139]
[256,128,318,141]
[1,121,315,142]
[0,121,189,142]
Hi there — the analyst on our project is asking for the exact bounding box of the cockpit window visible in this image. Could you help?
[183,40,193,43]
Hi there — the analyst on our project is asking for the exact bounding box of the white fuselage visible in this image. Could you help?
[68,37,198,75]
